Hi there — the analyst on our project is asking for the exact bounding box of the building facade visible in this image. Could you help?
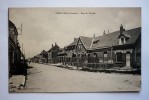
[39,50,48,64]
[30,25,141,70]
[9,20,26,76]
[47,43,60,63]
[62,25,141,69]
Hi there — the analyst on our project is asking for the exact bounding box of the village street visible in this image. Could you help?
[19,63,141,92]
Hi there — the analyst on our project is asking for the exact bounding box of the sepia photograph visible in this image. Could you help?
[8,8,141,92]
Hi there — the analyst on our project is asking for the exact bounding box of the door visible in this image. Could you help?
[126,53,130,66]
[116,52,122,62]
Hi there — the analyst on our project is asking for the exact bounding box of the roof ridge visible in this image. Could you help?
[90,38,95,48]
[95,30,119,39]
[125,27,141,31]
[93,27,141,40]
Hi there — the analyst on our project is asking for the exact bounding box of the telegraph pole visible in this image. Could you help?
[17,23,23,35]
[24,49,25,59]
[22,43,23,53]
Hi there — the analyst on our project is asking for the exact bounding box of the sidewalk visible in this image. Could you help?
[9,75,26,92]
[49,63,79,70]
[49,63,141,74]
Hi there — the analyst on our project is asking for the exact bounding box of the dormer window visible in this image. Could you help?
[121,37,124,44]
[119,36,126,45]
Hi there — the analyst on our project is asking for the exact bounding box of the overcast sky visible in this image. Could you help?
[9,8,141,58]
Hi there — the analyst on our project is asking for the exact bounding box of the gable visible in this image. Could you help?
[91,27,141,49]
[76,37,88,53]
[66,38,78,50]
[47,45,60,53]
[114,27,141,46]
[79,36,93,50]
[67,38,78,47]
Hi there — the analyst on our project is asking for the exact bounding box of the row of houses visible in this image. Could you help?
[30,42,60,64]
[31,25,141,69]
[9,20,26,76]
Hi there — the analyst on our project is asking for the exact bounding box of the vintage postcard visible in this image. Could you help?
[8,8,141,92]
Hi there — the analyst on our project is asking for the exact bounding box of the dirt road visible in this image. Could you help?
[19,63,141,92]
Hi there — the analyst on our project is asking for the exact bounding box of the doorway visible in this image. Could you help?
[126,53,130,67]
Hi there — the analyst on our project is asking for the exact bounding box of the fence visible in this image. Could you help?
[58,56,114,70]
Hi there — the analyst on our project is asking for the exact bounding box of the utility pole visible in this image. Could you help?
[22,43,23,54]
[17,23,23,35]
[24,49,25,59]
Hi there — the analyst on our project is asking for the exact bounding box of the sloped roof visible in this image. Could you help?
[36,54,41,57]
[40,50,48,55]
[91,31,120,49]
[79,36,93,49]
[59,48,63,52]
[79,27,141,50]
[9,20,19,35]
[67,38,78,47]
[58,48,67,56]
[47,44,60,53]
[114,27,141,46]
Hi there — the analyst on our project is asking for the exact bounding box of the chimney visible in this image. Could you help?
[103,30,106,35]
[52,44,53,47]
[93,34,95,38]
[120,24,124,34]
[55,42,57,46]
[108,30,109,34]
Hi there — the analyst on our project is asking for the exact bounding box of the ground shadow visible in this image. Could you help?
[27,66,33,69]
[27,71,42,75]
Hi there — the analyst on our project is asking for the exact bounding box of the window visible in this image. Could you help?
[78,44,82,50]
[104,51,108,62]
[119,37,126,45]
[116,52,122,62]
[93,53,97,57]
[104,52,107,58]
[121,38,124,44]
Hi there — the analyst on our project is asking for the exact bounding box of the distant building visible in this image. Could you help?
[47,43,60,63]
[57,47,65,61]
[39,50,48,64]
[65,38,78,58]
[30,25,141,69]
[33,54,40,63]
